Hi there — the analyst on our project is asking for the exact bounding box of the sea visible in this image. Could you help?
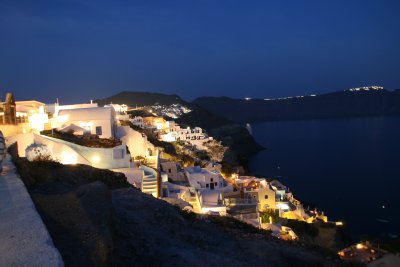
[248,117,400,240]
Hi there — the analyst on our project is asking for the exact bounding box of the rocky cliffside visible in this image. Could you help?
[95,91,264,172]
[193,89,400,123]
[9,146,342,266]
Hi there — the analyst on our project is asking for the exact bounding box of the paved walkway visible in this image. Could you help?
[0,154,63,267]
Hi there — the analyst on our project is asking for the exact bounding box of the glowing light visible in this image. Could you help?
[156,122,164,130]
[60,152,78,165]
[277,203,290,211]
[356,243,365,250]
[28,113,49,132]
[335,221,343,226]
[92,155,100,163]
[245,97,251,100]
[161,132,177,142]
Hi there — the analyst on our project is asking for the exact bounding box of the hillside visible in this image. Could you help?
[9,146,342,267]
[95,91,186,107]
[95,91,263,172]
[193,89,400,123]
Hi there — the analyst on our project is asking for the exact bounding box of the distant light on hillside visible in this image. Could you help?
[245,97,252,101]
[347,86,383,92]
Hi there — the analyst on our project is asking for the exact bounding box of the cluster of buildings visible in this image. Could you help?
[1,91,332,243]
[129,114,212,150]
[150,103,191,119]
[159,157,328,238]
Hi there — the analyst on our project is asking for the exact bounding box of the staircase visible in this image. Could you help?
[146,155,158,169]
[141,169,158,197]
[188,190,201,213]
[140,162,160,197]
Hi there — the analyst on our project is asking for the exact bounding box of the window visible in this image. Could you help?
[264,195,269,200]
[83,126,91,135]
[113,148,124,159]
[168,168,172,173]
[96,126,102,136]
[206,184,209,188]
[210,178,213,182]
[214,182,217,186]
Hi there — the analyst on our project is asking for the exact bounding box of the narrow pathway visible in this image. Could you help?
[0,154,63,267]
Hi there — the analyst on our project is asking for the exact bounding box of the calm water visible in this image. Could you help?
[248,117,400,240]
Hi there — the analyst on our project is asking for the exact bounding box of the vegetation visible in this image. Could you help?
[260,209,280,224]
[284,220,320,238]
[203,139,227,162]
[96,91,264,174]
[134,155,148,165]
[25,143,56,163]
[41,129,121,148]
[127,109,154,118]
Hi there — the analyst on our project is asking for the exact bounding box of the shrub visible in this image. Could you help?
[260,209,280,223]
[25,143,57,163]
[285,220,319,238]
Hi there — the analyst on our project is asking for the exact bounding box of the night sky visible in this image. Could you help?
[1,0,399,104]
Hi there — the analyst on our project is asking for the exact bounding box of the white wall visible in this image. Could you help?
[185,168,224,190]
[38,135,129,169]
[117,126,155,158]
[54,103,98,115]
[62,119,114,139]
[34,134,91,165]
[10,133,130,169]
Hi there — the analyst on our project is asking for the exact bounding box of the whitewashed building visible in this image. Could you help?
[47,102,99,116]
[159,125,213,149]
[130,116,144,128]
[105,104,129,121]
[185,166,228,191]
[198,189,227,216]
[56,107,117,138]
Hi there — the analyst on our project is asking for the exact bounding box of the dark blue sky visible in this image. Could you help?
[1,0,399,104]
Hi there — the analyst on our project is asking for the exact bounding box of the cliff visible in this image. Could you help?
[95,91,263,171]
[9,148,342,266]
[95,91,186,107]
[193,89,400,123]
